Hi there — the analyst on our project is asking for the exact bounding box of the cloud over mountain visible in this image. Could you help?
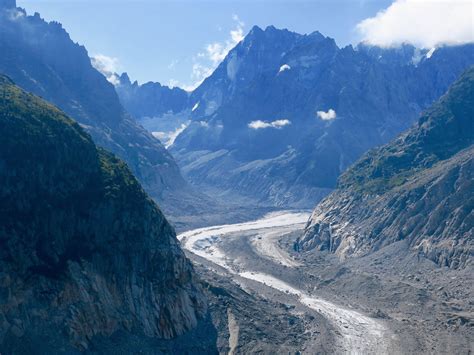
[357,0,474,48]
[248,119,291,129]
[90,54,120,85]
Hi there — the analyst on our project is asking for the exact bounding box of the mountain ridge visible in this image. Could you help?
[0,4,191,214]
[165,26,474,207]
[0,74,215,352]
[298,66,474,268]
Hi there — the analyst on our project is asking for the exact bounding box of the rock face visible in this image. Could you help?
[0,75,208,351]
[168,26,474,207]
[0,5,186,207]
[299,67,474,269]
[115,73,189,119]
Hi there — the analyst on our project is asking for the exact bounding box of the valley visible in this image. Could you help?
[178,211,473,354]
[178,212,394,354]
[0,0,472,353]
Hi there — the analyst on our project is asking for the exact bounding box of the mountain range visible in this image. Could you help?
[0,1,194,217]
[1,0,473,352]
[118,25,474,208]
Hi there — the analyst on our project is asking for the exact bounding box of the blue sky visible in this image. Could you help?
[17,0,473,89]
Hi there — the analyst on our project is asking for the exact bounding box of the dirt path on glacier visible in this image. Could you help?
[178,211,395,354]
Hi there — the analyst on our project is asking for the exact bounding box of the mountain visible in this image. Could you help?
[0,75,216,352]
[298,66,474,269]
[169,26,474,207]
[115,73,191,147]
[115,73,189,119]
[0,3,188,212]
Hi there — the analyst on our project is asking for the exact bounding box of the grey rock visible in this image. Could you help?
[299,67,474,268]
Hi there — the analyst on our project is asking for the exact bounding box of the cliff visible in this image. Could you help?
[0,75,211,352]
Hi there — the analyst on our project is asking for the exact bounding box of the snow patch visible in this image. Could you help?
[226,52,241,81]
[278,64,291,74]
[426,47,436,59]
[151,122,189,148]
[411,48,423,65]
[192,102,200,112]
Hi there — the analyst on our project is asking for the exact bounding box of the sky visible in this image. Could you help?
[17,0,474,90]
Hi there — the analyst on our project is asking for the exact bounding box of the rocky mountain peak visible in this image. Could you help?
[242,25,300,48]
[118,72,132,86]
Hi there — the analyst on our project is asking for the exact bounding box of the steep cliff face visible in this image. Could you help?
[0,5,186,206]
[299,67,474,269]
[0,76,208,351]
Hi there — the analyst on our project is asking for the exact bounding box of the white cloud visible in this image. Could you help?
[206,24,244,65]
[90,54,121,85]
[248,119,291,130]
[356,0,474,48]
[182,15,245,91]
[317,109,337,121]
[278,64,291,74]
[168,79,180,88]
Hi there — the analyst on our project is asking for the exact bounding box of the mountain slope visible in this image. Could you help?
[0,3,187,209]
[0,75,215,352]
[170,26,474,207]
[298,67,474,268]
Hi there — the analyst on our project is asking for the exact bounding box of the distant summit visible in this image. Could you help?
[115,72,189,118]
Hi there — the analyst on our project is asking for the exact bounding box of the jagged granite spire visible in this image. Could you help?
[0,0,16,9]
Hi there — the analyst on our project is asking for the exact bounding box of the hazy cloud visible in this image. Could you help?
[317,109,337,121]
[167,59,178,70]
[357,0,474,48]
[181,15,245,91]
[90,54,120,85]
[248,119,291,130]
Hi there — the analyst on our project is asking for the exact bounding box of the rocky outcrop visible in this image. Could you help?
[299,67,474,268]
[0,75,208,351]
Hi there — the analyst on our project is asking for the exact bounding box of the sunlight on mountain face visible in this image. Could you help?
[1,0,473,353]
